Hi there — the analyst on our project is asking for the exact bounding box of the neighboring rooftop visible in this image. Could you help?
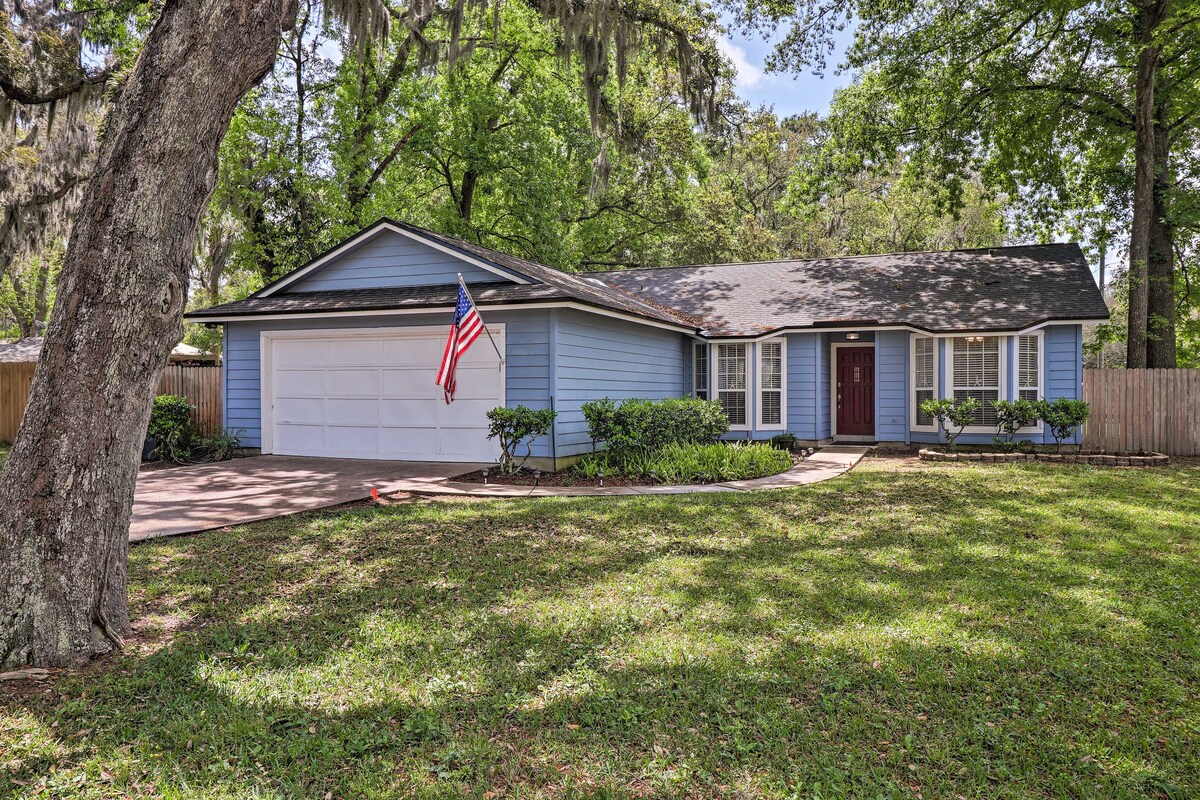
[592,243,1109,336]
[0,337,217,362]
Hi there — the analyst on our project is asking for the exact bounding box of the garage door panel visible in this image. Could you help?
[275,397,324,425]
[381,368,438,397]
[325,425,383,456]
[380,398,438,426]
[325,398,380,425]
[439,427,495,458]
[328,338,382,365]
[275,368,326,397]
[267,328,506,462]
[275,340,326,367]
[379,426,439,457]
[437,396,495,424]
[324,368,381,396]
[275,423,327,453]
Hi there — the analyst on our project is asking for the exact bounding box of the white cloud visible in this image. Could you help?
[716,38,764,91]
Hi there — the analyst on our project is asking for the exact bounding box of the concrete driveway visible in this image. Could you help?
[130,456,482,542]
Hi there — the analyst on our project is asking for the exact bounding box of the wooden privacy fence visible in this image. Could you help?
[1083,369,1200,456]
[0,362,222,444]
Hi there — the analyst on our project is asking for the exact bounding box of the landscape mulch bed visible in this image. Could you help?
[453,469,652,487]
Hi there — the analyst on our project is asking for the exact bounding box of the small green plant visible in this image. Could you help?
[1036,398,1092,452]
[768,432,797,451]
[991,436,1019,453]
[919,396,981,451]
[193,429,244,462]
[148,394,194,463]
[486,406,557,474]
[993,399,1040,446]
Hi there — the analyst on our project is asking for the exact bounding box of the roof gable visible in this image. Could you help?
[258,221,534,296]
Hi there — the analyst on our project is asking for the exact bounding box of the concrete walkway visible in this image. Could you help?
[130,456,484,542]
[392,445,872,498]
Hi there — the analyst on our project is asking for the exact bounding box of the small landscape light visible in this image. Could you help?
[649,470,658,484]
[481,467,490,485]
[598,470,605,487]
[533,468,542,487]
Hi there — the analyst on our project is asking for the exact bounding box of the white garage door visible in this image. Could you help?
[262,326,504,461]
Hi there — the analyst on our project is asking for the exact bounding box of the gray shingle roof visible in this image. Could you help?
[0,338,43,362]
[592,243,1109,336]
[188,221,1107,337]
[187,282,572,319]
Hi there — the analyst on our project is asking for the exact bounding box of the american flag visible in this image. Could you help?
[435,283,485,403]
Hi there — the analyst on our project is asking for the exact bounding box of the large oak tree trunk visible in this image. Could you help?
[1126,1,1166,369]
[0,0,297,668]
[1146,113,1176,368]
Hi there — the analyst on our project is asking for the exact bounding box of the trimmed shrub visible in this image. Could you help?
[1037,398,1091,452]
[919,397,981,451]
[993,399,1039,445]
[148,395,194,463]
[582,397,729,454]
[575,442,791,484]
[486,406,557,473]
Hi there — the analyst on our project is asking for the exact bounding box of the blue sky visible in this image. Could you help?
[717,21,857,117]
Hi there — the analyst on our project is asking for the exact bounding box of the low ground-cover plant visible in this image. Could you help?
[575,441,792,484]
[486,405,557,473]
[768,432,797,451]
[582,396,728,454]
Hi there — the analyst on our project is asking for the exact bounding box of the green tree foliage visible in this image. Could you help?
[740,0,1200,367]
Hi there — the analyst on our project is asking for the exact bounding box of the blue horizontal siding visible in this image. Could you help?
[1042,324,1083,445]
[222,310,552,453]
[876,330,907,442]
[553,309,687,456]
[290,229,522,292]
[786,333,820,440]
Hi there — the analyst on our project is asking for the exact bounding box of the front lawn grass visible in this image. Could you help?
[3,458,1198,798]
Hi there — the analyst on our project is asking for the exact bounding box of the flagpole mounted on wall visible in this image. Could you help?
[458,273,505,370]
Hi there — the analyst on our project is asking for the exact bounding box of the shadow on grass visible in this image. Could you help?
[2,462,1198,798]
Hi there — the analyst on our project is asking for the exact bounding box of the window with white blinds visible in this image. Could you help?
[693,342,709,400]
[758,339,786,428]
[717,343,748,426]
[952,336,1001,427]
[912,336,937,428]
[1018,335,1040,401]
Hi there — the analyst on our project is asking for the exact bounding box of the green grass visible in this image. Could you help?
[3,457,1198,799]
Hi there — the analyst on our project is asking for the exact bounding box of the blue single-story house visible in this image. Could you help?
[187,218,1109,468]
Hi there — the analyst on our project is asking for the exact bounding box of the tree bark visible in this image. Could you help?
[0,0,297,668]
[1127,1,1166,369]
[1146,108,1176,367]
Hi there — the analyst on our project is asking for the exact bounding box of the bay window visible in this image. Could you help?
[952,336,1001,427]
[717,343,748,426]
[1017,334,1040,402]
[693,342,709,400]
[912,335,937,429]
[757,339,785,428]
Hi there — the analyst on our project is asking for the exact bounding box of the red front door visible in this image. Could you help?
[836,346,875,437]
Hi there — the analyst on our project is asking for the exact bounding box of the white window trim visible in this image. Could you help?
[946,335,1008,434]
[692,340,709,401]
[829,341,877,440]
[756,338,787,430]
[714,342,751,431]
[1015,331,1045,434]
[910,334,939,432]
